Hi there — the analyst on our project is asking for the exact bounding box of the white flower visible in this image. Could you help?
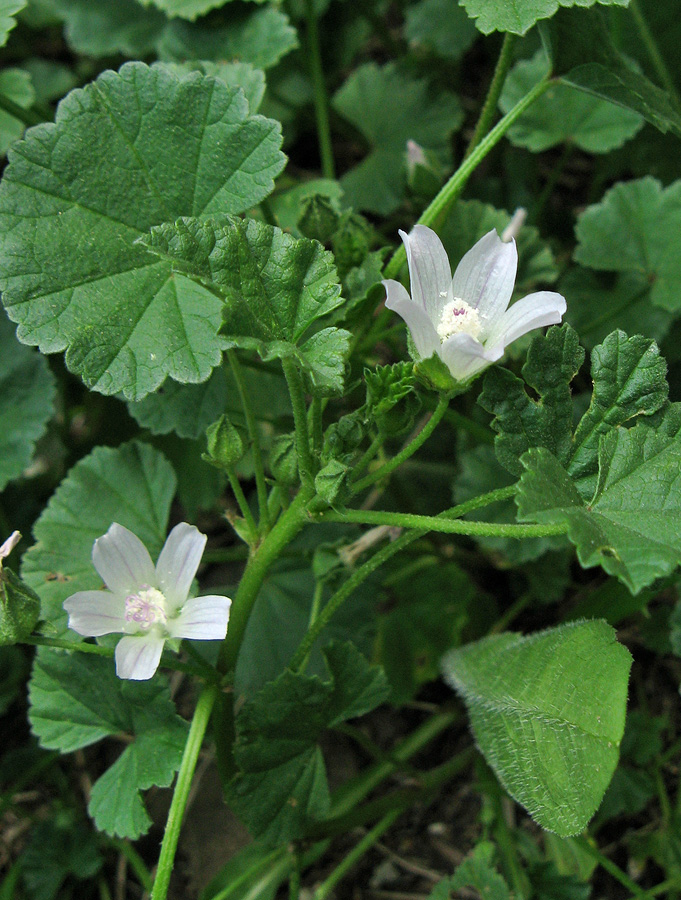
[383,225,566,383]
[64,523,231,681]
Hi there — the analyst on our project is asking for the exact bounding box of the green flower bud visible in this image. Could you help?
[203,415,245,471]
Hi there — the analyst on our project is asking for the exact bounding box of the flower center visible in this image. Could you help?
[124,586,167,631]
[437,297,482,342]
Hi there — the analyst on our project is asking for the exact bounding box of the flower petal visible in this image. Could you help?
[383,278,440,359]
[115,635,165,680]
[483,291,566,352]
[439,332,503,383]
[450,230,517,330]
[168,595,231,641]
[156,523,207,612]
[64,590,126,636]
[93,524,156,597]
[400,225,452,320]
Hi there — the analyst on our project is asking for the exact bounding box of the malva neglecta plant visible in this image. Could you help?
[2,0,681,898]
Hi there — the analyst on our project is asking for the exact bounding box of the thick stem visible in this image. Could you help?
[382,76,553,281]
[228,351,271,534]
[465,33,518,158]
[282,358,315,488]
[150,684,218,900]
[350,394,450,494]
[304,0,335,178]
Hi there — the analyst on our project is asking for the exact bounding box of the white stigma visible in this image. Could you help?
[437,297,482,342]
[125,586,167,631]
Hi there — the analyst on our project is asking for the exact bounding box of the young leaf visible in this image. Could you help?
[479,324,585,476]
[0,312,56,492]
[428,843,510,900]
[29,648,188,838]
[574,177,681,311]
[21,441,176,637]
[442,620,632,836]
[517,407,681,592]
[229,642,389,845]
[568,331,668,496]
[500,51,643,153]
[0,63,286,400]
[22,815,103,900]
[460,0,628,36]
[332,63,462,214]
[140,216,351,394]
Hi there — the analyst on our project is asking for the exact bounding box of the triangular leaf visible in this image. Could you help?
[442,621,632,835]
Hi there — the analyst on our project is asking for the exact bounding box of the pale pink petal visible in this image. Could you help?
[168,595,231,641]
[63,590,126,636]
[0,531,21,559]
[450,230,517,329]
[400,225,452,320]
[439,332,503,383]
[93,524,155,597]
[115,635,165,680]
[156,523,206,612]
[484,291,566,352]
[383,279,440,360]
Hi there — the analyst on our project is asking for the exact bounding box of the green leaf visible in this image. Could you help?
[500,51,643,152]
[22,814,102,900]
[140,216,351,394]
[574,177,681,312]
[517,408,681,592]
[332,63,462,215]
[29,649,188,838]
[0,312,56,491]
[439,199,558,296]
[21,441,176,637]
[461,0,628,35]
[53,0,167,57]
[568,330,668,496]
[442,620,632,836]
[479,325,585,477]
[159,5,298,69]
[0,69,35,154]
[159,60,266,112]
[0,63,286,400]
[128,368,229,440]
[140,0,266,20]
[0,0,26,47]
[429,843,510,900]
[405,0,478,60]
[562,268,673,351]
[229,642,389,844]
[546,8,681,136]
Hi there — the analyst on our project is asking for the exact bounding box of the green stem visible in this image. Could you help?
[574,836,646,898]
[150,684,218,900]
[304,0,335,178]
[315,507,568,539]
[310,396,324,457]
[227,471,258,544]
[383,76,553,281]
[0,91,45,127]
[352,433,384,479]
[228,351,270,534]
[465,33,518,157]
[290,485,519,669]
[629,0,681,106]
[282,358,315,488]
[351,394,450,494]
[110,839,154,893]
[312,810,402,900]
[218,483,315,676]
[630,879,681,900]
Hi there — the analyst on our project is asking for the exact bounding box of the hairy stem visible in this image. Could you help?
[304,0,335,178]
[151,684,218,900]
[282,358,315,488]
[228,351,270,534]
